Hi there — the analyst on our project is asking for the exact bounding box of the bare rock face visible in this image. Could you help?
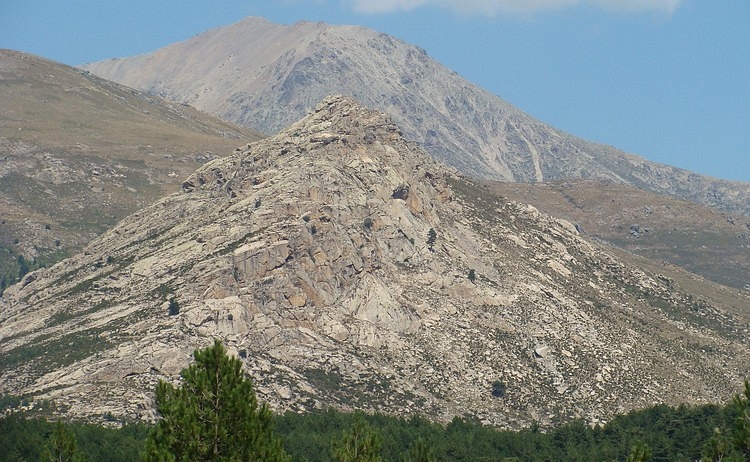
[81,17,750,216]
[2,95,749,428]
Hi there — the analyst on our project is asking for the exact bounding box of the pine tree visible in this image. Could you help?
[627,441,652,462]
[142,339,289,462]
[403,437,435,462]
[702,379,750,462]
[332,414,382,462]
[426,228,437,251]
[701,427,740,462]
[734,379,750,458]
[42,420,84,462]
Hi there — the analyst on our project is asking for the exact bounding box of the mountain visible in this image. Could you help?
[2,96,748,428]
[0,49,263,289]
[80,17,750,216]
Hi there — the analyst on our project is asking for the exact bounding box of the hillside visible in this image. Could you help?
[486,179,750,291]
[2,96,748,428]
[0,49,263,289]
[81,17,750,216]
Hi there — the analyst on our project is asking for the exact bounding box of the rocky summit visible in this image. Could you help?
[1,96,749,429]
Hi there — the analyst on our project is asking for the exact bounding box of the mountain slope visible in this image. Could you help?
[81,17,750,215]
[2,96,748,428]
[0,49,263,288]
[486,179,750,291]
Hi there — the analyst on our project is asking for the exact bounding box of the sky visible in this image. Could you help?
[2,0,749,183]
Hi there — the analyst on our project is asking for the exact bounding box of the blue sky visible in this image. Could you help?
[2,0,749,182]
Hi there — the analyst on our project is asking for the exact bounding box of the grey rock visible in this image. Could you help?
[1,96,749,430]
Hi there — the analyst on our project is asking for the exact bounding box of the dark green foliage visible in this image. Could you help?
[332,413,382,462]
[76,422,150,462]
[701,427,739,462]
[703,379,750,461]
[17,255,29,279]
[492,381,506,398]
[0,414,49,461]
[0,394,24,412]
[0,414,149,462]
[598,403,729,461]
[41,420,84,462]
[276,411,438,462]
[467,269,476,283]
[403,437,435,462]
[167,297,180,316]
[426,228,436,250]
[363,217,373,230]
[277,402,734,462]
[142,339,289,462]
[735,380,750,458]
[0,247,67,295]
[627,441,652,462]
[0,381,747,462]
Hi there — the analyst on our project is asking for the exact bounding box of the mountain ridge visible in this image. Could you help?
[81,17,750,216]
[2,95,748,428]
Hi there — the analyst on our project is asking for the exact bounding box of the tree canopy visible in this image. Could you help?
[332,413,382,462]
[143,339,289,462]
[42,420,84,462]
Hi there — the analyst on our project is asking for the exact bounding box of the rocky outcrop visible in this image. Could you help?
[1,96,749,429]
[81,17,750,216]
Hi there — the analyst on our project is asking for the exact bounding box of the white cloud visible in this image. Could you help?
[349,0,681,16]
[351,0,430,13]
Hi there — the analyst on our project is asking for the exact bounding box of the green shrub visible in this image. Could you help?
[168,297,180,316]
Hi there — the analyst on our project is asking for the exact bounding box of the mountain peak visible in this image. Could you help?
[286,94,399,137]
[181,94,428,201]
[81,17,750,215]
[3,95,749,428]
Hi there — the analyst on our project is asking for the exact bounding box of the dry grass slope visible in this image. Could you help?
[0,49,263,287]
[487,180,750,290]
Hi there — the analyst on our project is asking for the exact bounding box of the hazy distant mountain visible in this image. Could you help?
[0,49,262,288]
[3,96,749,427]
[81,17,750,215]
